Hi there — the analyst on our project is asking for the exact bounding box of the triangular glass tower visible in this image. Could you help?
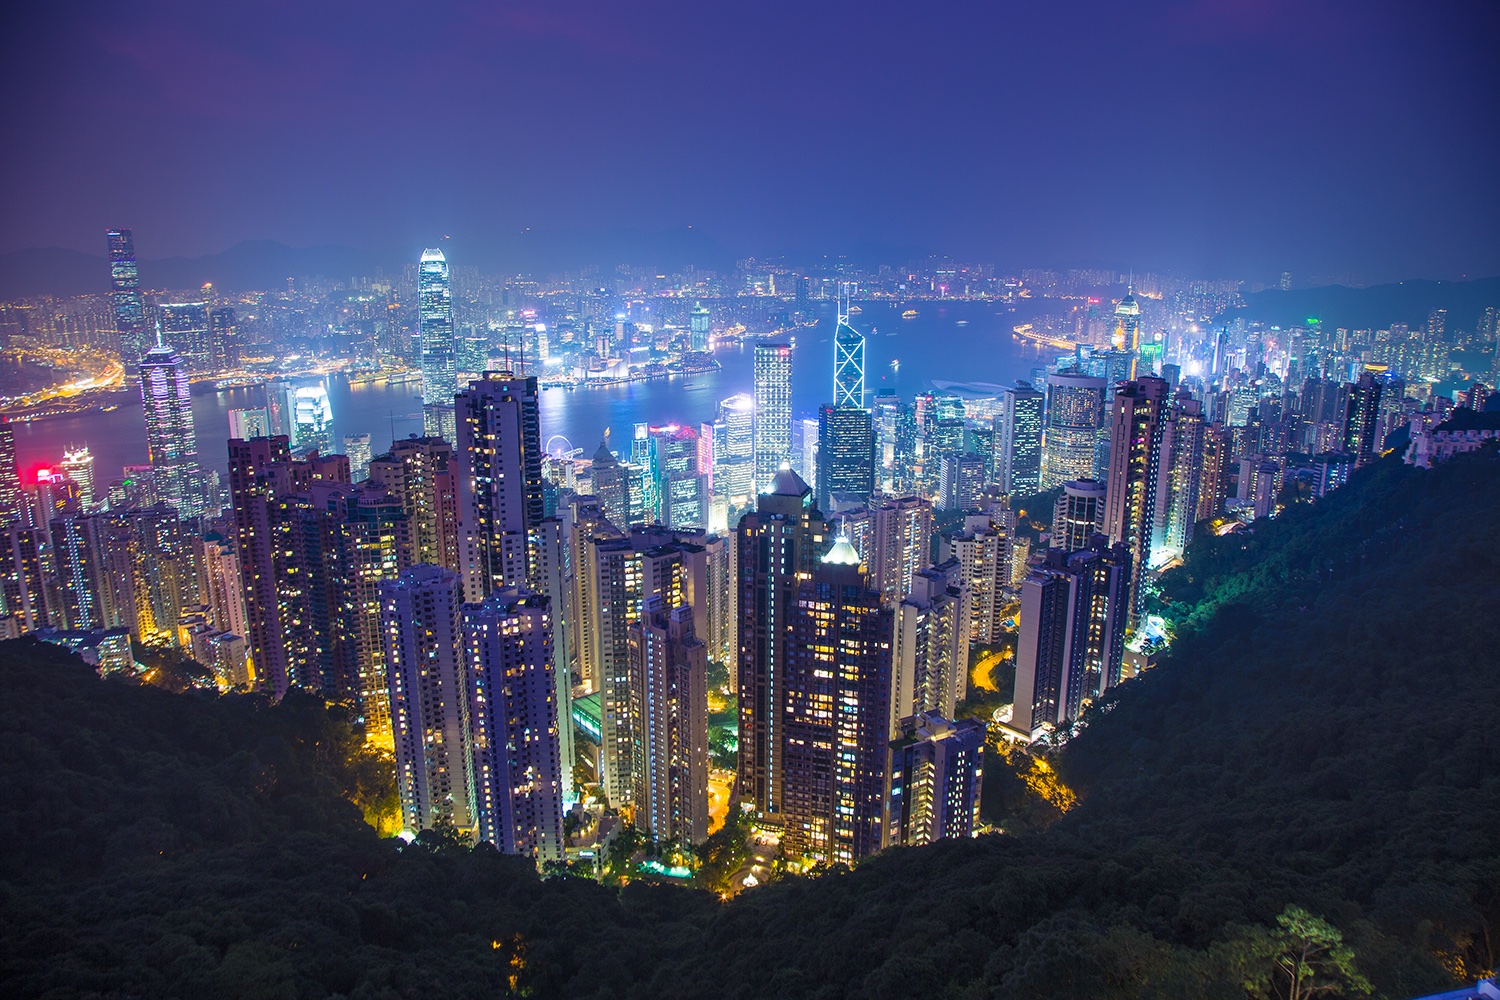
[833,293,865,408]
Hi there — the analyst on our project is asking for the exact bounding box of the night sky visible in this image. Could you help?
[2,1,1496,281]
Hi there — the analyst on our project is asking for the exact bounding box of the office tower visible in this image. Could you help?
[649,424,705,529]
[894,560,971,727]
[1113,288,1141,353]
[139,342,203,519]
[464,588,565,860]
[381,565,472,835]
[940,512,1011,647]
[293,385,335,455]
[712,394,756,512]
[158,302,211,375]
[1342,372,1383,465]
[0,527,48,634]
[1009,538,1131,739]
[938,453,986,512]
[370,437,461,571]
[0,419,19,529]
[793,416,819,488]
[833,302,866,408]
[456,372,544,598]
[1042,373,1106,488]
[994,382,1044,496]
[629,601,709,844]
[781,537,894,864]
[753,344,792,491]
[816,404,875,512]
[59,446,94,512]
[588,439,632,529]
[886,713,985,848]
[689,303,711,352]
[1103,376,1170,625]
[209,306,239,371]
[1051,478,1106,552]
[838,495,933,606]
[737,466,830,815]
[106,229,150,360]
[1157,391,1205,563]
[343,433,372,481]
[419,248,455,405]
[228,407,271,440]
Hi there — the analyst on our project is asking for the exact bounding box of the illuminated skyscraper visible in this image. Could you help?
[833,301,866,408]
[158,302,211,374]
[1051,478,1106,552]
[995,381,1044,496]
[1103,376,1170,626]
[781,537,893,864]
[107,229,149,361]
[210,306,239,371]
[59,447,95,512]
[1342,371,1383,465]
[1113,288,1141,354]
[689,303,711,352]
[649,424,705,529]
[838,494,934,607]
[139,342,202,519]
[463,588,565,860]
[343,433,372,481]
[753,344,792,491]
[1157,391,1206,563]
[1042,372,1106,488]
[816,405,875,512]
[886,713,984,848]
[456,371,543,598]
[894,560,971,725]
[228,407,270,440]
[0,418,20,529]
[368,437,461,571]
[587,439,632,529]
[940,512,1011,649]
[712,393,756,512]
[419,247,455,415]
[629,601,709,844]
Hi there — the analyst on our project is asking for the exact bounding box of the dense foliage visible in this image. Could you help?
[1,449,1496,998]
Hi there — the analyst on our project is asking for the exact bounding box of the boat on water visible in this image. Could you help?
[901,309,918,319]
[956,319,969,326]
[847,305,863,315]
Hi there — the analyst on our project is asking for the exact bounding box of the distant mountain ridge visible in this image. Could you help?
[1224,276,1500,331]
[0,226,738,298]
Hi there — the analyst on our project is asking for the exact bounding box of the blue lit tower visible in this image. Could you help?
[753,344,793,491]
[139,340,203,518]
[689,303,711,353]
[419,248,455,406]
[833,297,866,408]
[107,229,150,361]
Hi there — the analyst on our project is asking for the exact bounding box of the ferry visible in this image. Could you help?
[847,305,863,315]
[956,319,969,326]
[901,309,918,320]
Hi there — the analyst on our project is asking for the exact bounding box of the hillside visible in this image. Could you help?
[0,449,1496,998]
[1223,276,1500,333]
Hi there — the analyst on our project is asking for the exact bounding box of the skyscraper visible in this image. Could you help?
[464,588,565,860]
[737,466,829,816]
[629,601,709,844]
[369,437,461,571]
[886,713,985,848]
[1103,376,1170,625]
[781,537,894,864]
[0,418,20,529]
[107,229,149,361]
[941,512,1011,648]
[381,565,472,835]
[833,302,866,408]
[838,494,933,607]
[419,248,456,423]
[816,404,875,512]
[343,433,372,482]
[1157,390,1206,564]
[753,344,792,491]
[139,342,203,519]
[157,302,211,374]
[60,447,95,513]
[894,560,971,725]
[689,303,711,353]
[1042,372,1106,488]
[1342,371,1383,465]
[649,424,705,529]
[937,453,987,512]
[995,381,1044,496]
[1009,538,1131,739]
[712,393,756,513]
[588,439,632,530]
[1051,478,1106,552]
[456,371,544,598]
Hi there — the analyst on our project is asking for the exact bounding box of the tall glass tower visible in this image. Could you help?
[833,300,866,408]
[139,341,203,518]
[418,248,455,405]
[107,229,150,361]
[753,343,792,491]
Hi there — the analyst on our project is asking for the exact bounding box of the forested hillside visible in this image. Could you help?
[1,448,1495,999]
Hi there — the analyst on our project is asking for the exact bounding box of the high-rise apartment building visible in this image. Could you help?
[107,229,150,360]
[343,433,372,482]
[0,418,20,529]
[753,344,792,491]
[736,466,829,816]
[1042,372,1106,488]
[1103,376,1170,625]
[139,342,203,519]
[940,511,1011,648]
[838,495,933,607]
[886,713,985,848]
[418,248,456,410]
[1156,390,1206,564]
[1051,479,1106,552]
[894,560,971,726]
[369,437,461,571]
[588,439,633,530]
[629,601,709,844]
[994,381,1045,496]
[781,538,893,864]
[0,527,49,634]
[816,404,875,512]
[1342,371,1384,465]
[456,372,544,598]
[1009,538,1131,739]
[464,588,565,860]
[937,453,987,512]
[381,565,472,834]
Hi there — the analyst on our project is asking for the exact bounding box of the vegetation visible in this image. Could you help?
[0,448,1496,997]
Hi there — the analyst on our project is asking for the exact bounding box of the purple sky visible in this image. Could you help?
[1,1,1496,281]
